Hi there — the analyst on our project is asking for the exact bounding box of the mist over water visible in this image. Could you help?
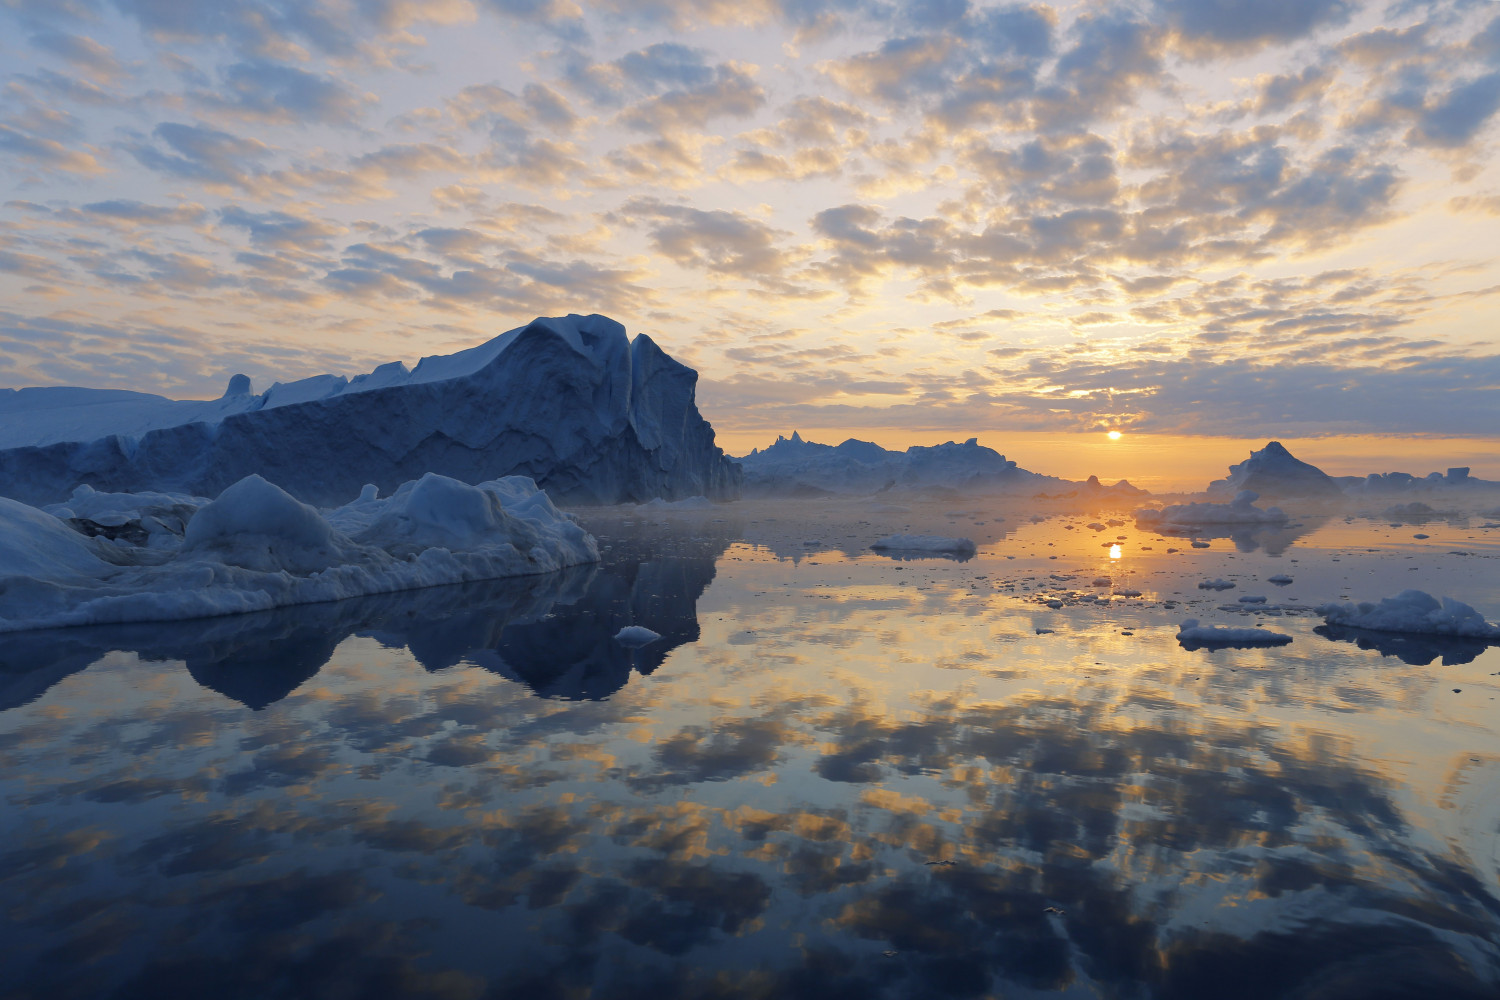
[3,496,1499,999]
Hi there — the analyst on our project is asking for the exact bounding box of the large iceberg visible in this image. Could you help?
[1135,490,1288,528]
[1207,441,1342,497]
[0,472,599,633]
[0,314,741,506]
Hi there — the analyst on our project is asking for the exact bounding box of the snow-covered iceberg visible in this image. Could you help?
[1136,490,1288,528]
[734,433,1139,497]
[1208,442,1342,497]
[0,314,741,507]
[1315,590,1500,640]
[0,472,599,633]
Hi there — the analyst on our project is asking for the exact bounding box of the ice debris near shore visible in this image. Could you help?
[1136,490,1287,528]
[735,432,1141,498]
[0,314,740,507]
[1177,619,1293,647]
[1315,590,1500,639]
[0,472,599,634]
[870,534,978,556]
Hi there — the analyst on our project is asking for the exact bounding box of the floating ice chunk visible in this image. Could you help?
[1316,590,1500,639]
[1238,595,1267,603]
[1199,579,1236,591]
[870,534,977,556]
[1267,574,1294,585]
[1177,619,1292,646]
[1091,577,1112,587]
[614,625,662,646]
[638,495,715,510]
[1136,491,1287,527]
[0,473,599,634]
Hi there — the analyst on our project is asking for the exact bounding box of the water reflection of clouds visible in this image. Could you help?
[4,509,1500,998]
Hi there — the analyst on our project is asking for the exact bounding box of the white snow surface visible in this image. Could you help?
[0,472,598,634]
[0,314,740,507]
[1136,491,1288,527]
[870,534,978,555]
[1316,590,1500,639]
[1177,619,1293,645]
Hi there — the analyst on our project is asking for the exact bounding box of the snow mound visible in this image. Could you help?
[1315,590,1500,639]
[870,534,977,556]
[1177,619,1293,647]
[0,473,598,634]
[0,314,740,507]
[1136,491,1287,527]
[1207,442,1341,497]
[613,625,662,646]
[42,484,209,549]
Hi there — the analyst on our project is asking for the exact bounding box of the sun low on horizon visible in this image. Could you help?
[2,0,1499,485]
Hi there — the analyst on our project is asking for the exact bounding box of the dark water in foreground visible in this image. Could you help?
[4,501,1500,999]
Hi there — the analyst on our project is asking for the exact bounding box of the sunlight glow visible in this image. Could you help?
[1107,431,1123,440]
[1109,545,1121,560]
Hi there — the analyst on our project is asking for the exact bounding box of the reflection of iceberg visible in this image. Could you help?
[1314,624,1493,666]
[394,552,719,700]
[0,570,593,711]
[1139,515,1326,555]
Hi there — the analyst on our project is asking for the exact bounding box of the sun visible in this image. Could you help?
[1107,430,1122,440]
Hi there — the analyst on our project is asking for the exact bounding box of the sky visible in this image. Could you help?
[1,0,1498,486]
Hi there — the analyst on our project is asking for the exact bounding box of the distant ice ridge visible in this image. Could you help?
[0,314,741,507]
[0,472,599,634]
[735,432,1142,497]
[1135,490,1287,527]
[1316,590,1500,639]
[1206,441,1497,497]
[870,534,977,556]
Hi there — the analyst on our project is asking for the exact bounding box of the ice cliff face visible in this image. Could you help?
[0,315,741,506]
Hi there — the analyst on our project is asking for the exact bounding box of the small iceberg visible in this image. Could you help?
[870,534,977,557]
[1177,619,1293,649]
[1136,491,1287,528]
[1315,590,1500,639]
[613,625,662,646]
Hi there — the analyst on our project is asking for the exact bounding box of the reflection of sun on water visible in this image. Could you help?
[1109,544,1121,560]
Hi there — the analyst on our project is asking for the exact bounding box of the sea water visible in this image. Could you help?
[3,497,1499,999]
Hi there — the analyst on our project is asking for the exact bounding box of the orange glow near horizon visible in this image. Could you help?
[713,428,1500,495]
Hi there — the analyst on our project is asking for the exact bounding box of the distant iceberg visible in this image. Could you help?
[735,432,1141,497]
[1136,490,1288,528]
[1207,442,1342,497]
[0,472,599,634]
[0,314,741,507]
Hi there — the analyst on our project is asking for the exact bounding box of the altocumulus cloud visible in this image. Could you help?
[0,0,1495,445]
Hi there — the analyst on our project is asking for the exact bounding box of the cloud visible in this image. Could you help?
[198,61,373,126]
[27,31,126,83]
[126,122,272,189]
[1153,0,1355,56]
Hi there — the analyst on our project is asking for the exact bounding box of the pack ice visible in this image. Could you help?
[0,314,741,506]
[0,472,599,633]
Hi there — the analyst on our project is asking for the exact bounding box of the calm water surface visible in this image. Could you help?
[3,497,1500,999]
